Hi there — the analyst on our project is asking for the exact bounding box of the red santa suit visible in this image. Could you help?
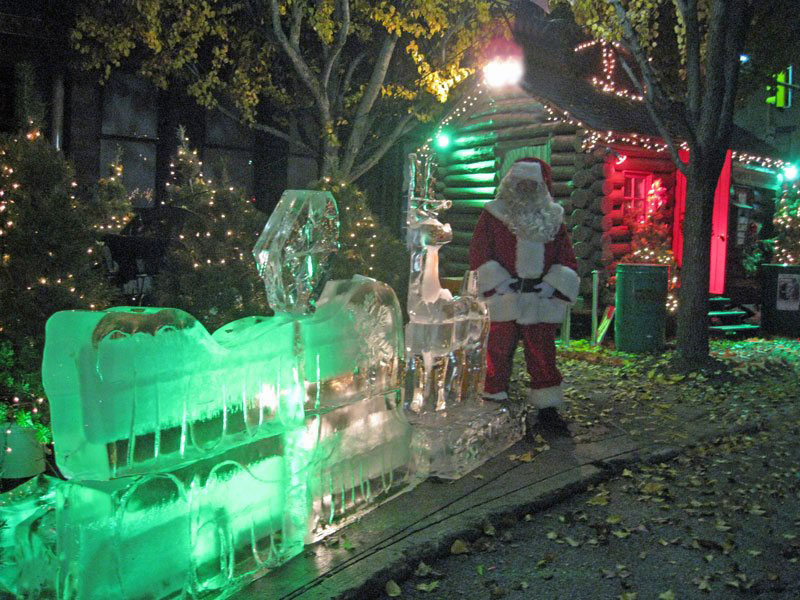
[468,158,579,409]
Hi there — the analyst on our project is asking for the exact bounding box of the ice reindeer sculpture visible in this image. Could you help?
[0,190,419,599]
[404,154,523,479]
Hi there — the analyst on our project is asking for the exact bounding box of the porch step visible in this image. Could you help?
[708,309,748,318]
[708,323,760,336]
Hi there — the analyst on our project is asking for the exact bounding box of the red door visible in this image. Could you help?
[672,150,732,294]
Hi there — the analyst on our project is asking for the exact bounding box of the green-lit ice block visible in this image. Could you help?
[0,475,60,597]
[43,278,403,480]
[56,429,306,600]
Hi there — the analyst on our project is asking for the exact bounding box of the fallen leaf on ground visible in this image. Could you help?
[482,521,496,536]
[415,580,439,593]
[385,579,401,597]
[450,539,469,554]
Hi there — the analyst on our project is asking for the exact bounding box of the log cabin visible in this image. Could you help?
[425,29,785,330]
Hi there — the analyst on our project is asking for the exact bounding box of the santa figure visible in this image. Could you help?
[468,157,579,429]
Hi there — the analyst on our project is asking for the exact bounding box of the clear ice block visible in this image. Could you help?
[304,390,419,541]
[253,189,339,315]
[403,153,521,478]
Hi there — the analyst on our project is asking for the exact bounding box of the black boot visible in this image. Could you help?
[536,407,570,435]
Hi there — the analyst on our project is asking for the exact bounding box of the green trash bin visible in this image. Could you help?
[615,263,669,353]
[761,264,800,336]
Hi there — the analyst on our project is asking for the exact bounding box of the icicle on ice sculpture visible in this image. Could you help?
[0,189,420,599]
[300,277,419,540]
[404,154,523,479]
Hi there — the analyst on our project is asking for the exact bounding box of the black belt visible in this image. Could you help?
[510,277,543,293]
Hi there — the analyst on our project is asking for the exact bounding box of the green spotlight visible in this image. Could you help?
[434,131,451,150]
[783,163,798,181]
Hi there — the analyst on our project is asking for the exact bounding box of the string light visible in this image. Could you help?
[575,40,643,102]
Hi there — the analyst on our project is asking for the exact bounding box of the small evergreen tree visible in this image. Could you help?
[0,128,131,441]
[768,180,800,265]
[316,179,409,310]
[618,178,679,312]
[152,131,268,331]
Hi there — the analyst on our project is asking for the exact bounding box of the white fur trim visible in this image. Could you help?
[482,391,508,401]
[516,239,545,278]
[475,260,511,294]
[484,293,519,323]
[543,264,580,302]
[508,161,542,180]
[516,293,569,325]
[527,385,564,409]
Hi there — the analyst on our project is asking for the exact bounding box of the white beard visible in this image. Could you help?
[485,175,564,243]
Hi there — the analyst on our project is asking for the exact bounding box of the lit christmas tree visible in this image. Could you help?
[0,127,131,441]
[316,179,409,308]
[152,130,268,331]
[620,178,680,312]
[769,180,800,265]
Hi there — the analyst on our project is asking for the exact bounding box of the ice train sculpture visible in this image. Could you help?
[0,190,419,599]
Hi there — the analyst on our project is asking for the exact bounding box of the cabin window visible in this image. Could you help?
[623,171,652,217]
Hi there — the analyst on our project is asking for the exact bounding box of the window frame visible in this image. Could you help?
[622,170,653,218]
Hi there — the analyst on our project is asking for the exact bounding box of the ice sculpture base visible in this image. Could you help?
[408,402,524,480]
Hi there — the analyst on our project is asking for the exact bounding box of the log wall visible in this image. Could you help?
[434,96,682,304]
[436,89,581,277]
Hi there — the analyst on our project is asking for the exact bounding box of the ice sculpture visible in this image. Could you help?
[2,189,420,599]
[253,189,339,314]
[55,430,307,598]
[0,475,60,597]
[404,154,523,479]
[43,306,305,480]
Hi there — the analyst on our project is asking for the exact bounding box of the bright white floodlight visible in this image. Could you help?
[483,57,523,88]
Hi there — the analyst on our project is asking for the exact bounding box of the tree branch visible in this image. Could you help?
[697,0,732,146]
[336,51,366,114]
[341,32,398,175]
[680,0,702,128]
[289,0,304,49]
[715,1,753,150]
[607,1,688,173]
[607,0,668,106]
[348,112,415,183]
[265,0,329,120]
[321,0,350,91]
[616,53,688,173]
[214,102,313,153]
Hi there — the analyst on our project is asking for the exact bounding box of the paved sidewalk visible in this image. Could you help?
[235,339,799,600]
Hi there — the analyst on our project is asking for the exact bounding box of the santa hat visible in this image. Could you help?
[505,157,553,195]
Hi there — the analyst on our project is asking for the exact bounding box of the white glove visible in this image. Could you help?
[533,281,556,298]
[494,277,518,295]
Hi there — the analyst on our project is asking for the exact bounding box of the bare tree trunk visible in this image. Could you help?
[675,155,722,364]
